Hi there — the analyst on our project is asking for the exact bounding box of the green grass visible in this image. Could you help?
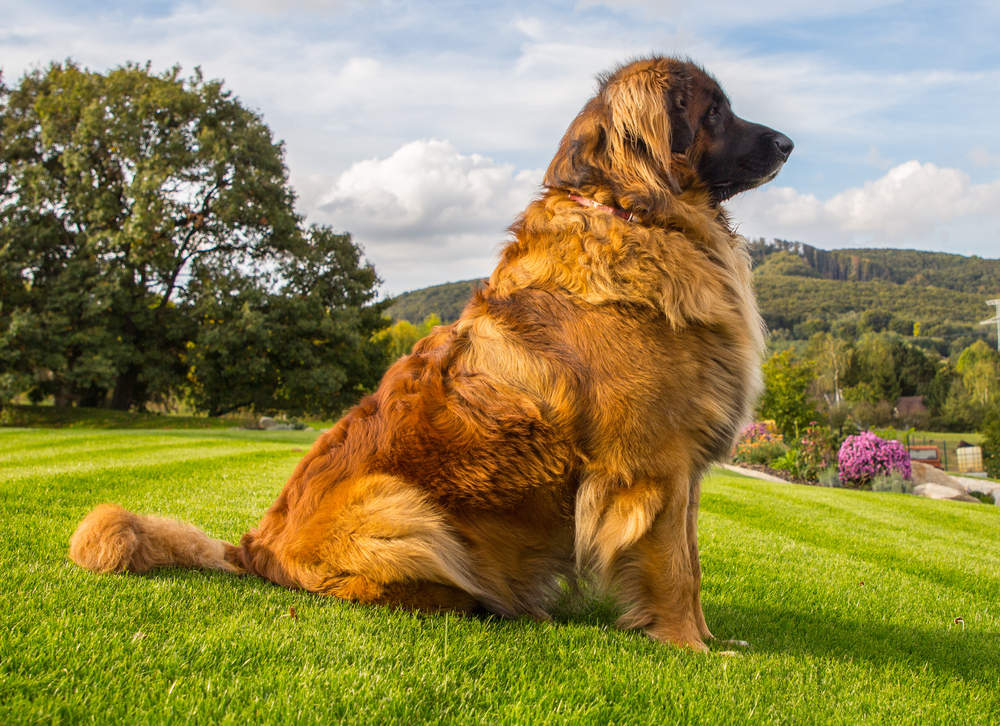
[2,429,999,725]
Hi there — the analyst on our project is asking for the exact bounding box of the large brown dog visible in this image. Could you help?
[70,56,792,651]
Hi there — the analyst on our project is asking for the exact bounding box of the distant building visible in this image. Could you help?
[895,395,928,420]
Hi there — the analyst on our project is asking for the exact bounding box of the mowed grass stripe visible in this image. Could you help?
[2,431,999,725]
[701,476,1000,597]
[0,429,306,479]
[697,511,997,679]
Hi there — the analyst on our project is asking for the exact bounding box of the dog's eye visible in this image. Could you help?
[708,107,718,118]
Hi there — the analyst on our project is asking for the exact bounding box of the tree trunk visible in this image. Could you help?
[55,381,76,408]
[110,366,139,411]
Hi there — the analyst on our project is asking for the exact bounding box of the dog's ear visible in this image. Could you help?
[603,61,693,196]
[543,98,609,193]
[544,58,693,218]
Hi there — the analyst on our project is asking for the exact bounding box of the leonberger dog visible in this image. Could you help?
[70,56,792,651]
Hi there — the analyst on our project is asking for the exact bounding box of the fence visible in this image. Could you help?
[904,434,981,474]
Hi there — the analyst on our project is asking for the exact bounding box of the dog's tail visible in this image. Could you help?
[69,503,244,575]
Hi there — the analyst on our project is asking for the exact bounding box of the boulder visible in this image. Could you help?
[910,461,965,491]
[911,462,998,503]
[913,483,981,503]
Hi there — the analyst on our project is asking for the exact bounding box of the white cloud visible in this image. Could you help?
[728,161,1000,251]
[575,0,901,25]
[312,140,543,292]
[969,146,1000,167]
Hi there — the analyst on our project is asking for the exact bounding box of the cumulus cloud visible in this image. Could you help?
[728,161,1000,249]
[968,147,1000,167]
[312,140,543,292]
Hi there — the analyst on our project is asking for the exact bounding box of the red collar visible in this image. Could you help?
[568,194,635,222]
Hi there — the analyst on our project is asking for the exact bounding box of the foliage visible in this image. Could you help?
[837,432,912,489]
[955,340,1000,406]
[183,226,390,418]
[807,332,852,403]
[981,409,1000,479]
[816,466,841,488]
[758,350,818,440]
[1,62,387,417]
[731,421,787,465]
[968,490,996,505]
[0,61,301,410]
[769,447,801,475]
[372,314,442,363]
[0,403,231,429]
[870,470,914,494]
[796,421,837,481]
[753,250,820,278]
[755,275,993,343]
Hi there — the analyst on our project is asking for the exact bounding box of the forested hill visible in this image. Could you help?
[386,245,999,348]
[747,239,1000,293]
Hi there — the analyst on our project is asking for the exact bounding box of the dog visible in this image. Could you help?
[70,56,792,651]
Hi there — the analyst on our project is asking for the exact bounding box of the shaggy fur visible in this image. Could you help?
[69,56,792,651]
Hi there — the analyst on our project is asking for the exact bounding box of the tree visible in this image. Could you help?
[955,340,1000,406]
[183,226,390,418]
[758,350,818,440]
[1,61,300,410]
[807,331,852,403]
[372,314,442,364]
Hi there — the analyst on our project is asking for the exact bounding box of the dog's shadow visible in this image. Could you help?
[703,602,998,684]
[548,592,996,684]
[133,569,997,684]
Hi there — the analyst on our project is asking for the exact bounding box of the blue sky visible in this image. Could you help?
[2,0,999,293]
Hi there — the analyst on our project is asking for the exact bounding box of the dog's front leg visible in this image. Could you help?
[578,473,707,652]
[687,475,713,641]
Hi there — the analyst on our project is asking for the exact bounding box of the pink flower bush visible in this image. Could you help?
[837,432,911,488]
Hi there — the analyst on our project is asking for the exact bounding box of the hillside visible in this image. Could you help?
[748,239,1000,293]
[387,279,485,324]
[386,246,999,346]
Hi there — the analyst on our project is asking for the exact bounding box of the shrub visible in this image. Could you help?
[797,421,837,481]
[732,422,787,466]
[837,431,911,489]
[870,470,914,494]
[968,491,996,505]
[770,448,800,475]
[758,351,818,440]
[817,466,841,488]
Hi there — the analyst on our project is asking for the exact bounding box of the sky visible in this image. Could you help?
[2,0,999,295]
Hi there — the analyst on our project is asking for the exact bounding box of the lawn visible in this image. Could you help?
[1,428,998,725]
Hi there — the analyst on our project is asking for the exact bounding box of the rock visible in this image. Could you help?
[913,483,981,503]
[910,462,965,491]
[258,416,278,430]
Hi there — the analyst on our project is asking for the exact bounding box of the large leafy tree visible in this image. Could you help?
[184,226,390,417]
[1,61,301,410]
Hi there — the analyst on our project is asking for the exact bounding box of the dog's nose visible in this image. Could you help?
[774,133,794,159]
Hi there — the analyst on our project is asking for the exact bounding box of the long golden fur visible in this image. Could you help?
[70,56,792,651]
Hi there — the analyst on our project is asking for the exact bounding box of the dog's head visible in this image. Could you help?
[544,57,793,217]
